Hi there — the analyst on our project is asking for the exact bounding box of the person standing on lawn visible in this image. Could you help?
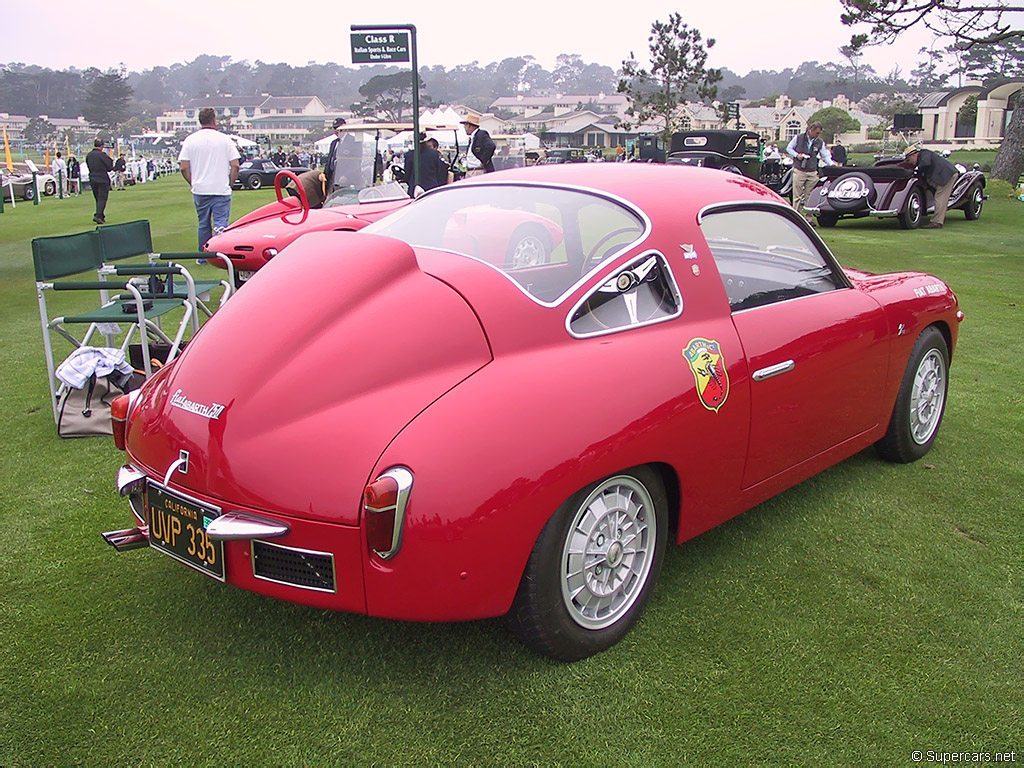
[900,144,959,229]
[85,138,114,224]
[786,121,832,225]
[178,107,240,249]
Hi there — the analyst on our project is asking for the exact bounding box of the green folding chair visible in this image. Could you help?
[33,230,193,423]
[95,219,235,332]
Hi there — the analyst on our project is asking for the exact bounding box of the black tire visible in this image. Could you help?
[964,184,983,220]
[721,164,743,176]
[23,185,35,201]
[817,211,840,228]
[44,180,56,195]
[826,171,877,211]
[898,187,925,229]
[505,225,551,269]
[247,175,263,190]
[507,467,668,661]
[876,326,949,463]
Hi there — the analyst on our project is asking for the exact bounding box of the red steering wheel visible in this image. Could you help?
[274,170,309,226]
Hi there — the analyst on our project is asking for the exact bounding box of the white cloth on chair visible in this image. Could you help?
[56,346,134,389]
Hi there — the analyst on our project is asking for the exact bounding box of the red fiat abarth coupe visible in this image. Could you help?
[104,164,962,661]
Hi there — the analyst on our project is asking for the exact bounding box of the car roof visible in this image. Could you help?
[447,163,785,215]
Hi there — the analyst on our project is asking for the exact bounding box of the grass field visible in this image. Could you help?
[1,175,1021,766]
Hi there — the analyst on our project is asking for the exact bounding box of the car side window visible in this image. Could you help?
[699,208,842,312]
[569,252,682,337]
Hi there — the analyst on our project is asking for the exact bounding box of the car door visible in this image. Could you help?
[698,205,890,489]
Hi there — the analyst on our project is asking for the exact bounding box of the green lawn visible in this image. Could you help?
[1,176,1021,766]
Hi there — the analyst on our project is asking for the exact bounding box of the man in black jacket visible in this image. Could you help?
[404,133,448,196]
[85,138,114,223]
[902,144,959,228]
[460,113,495,176]
[322,117,362,194]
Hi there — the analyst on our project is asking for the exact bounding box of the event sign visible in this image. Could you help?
[350,32,411,63]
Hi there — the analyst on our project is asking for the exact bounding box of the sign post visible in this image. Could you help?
[351,24,419,192]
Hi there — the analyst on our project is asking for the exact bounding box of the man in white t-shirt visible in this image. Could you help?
[51,152,68,196]
[178,107,240,248]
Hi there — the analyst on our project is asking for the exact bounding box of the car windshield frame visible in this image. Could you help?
[361,180,652,308]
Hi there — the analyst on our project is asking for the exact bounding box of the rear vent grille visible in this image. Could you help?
[252,541,336,592]
[234,245,255,252]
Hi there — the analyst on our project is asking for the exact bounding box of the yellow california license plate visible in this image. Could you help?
[146,485,225,581]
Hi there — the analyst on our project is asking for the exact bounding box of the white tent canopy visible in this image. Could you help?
[226,134,258,147]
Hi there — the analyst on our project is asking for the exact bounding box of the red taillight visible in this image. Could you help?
[110,389,142,451]
[111,394,131,451]
[362,468,413,560]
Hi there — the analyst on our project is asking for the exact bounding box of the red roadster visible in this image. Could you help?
[103,164,962,660]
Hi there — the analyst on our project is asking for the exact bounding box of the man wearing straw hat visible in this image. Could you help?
[900,143,958,229]
[459,112,495,177]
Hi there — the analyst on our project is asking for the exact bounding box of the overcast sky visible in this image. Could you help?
[3,1,958,79]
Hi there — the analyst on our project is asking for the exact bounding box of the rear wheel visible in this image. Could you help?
[817,211,840,228]
[44,180,57,195]
[506,225,551,269]
[507,467,667,661]
[898,188,924,229]
[247,175,263,190]
[964,184,983,220]
[876,326,949,463]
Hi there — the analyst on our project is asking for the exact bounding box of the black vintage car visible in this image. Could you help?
[640,130,792,195]
[804,156,987,229]
[234,158,311,190]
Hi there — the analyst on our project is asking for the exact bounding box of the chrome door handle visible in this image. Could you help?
[752,360,795,381]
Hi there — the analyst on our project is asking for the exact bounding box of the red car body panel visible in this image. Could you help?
[114,164,960,621]
[204,196,409,273]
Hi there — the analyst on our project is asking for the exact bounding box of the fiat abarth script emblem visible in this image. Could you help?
[169,389,225,420]
[683,338,730,413]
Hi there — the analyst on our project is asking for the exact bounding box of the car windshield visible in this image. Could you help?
[362,184,647,303]
[324,181,409,208]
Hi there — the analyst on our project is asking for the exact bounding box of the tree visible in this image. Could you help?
[841,0,1023,181]
[961,38,1024,80]
[356,71,424,121]
[81,70,133,131]
[911,46,949,90]
[23,116,57,145]
[617,13,722,141]
[809,107,861,142]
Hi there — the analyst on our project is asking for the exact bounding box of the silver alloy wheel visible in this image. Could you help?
[972,187,983,213]
[910,348,946,444]
[560,475,656,630]
[510,235,547,268]
[908,193,921,224]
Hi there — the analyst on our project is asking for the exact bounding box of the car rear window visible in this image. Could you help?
[362,184,646,304]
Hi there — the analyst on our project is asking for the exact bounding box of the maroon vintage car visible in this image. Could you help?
[103,164,962,661]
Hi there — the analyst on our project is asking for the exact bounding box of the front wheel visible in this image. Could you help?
[876,326,949,463]
[507,467,668,661]
[44,180,57,195]
[506,225,551,269]
[964,184,983,220]
[899,188,924,229]
[247,175,263,190]
[23,185,35,201]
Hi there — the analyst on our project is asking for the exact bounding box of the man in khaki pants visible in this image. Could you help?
[901,144,958,228]
[786,121,831,225]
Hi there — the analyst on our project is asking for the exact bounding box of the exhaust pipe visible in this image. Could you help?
[101,526,149,552]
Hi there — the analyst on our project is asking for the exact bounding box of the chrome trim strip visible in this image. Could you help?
[369,466,414,560]
[752,360,795,381]
[375,180,653,309]
[207,512,290,541]
[250,539,337,594]
[564,250,683,339]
